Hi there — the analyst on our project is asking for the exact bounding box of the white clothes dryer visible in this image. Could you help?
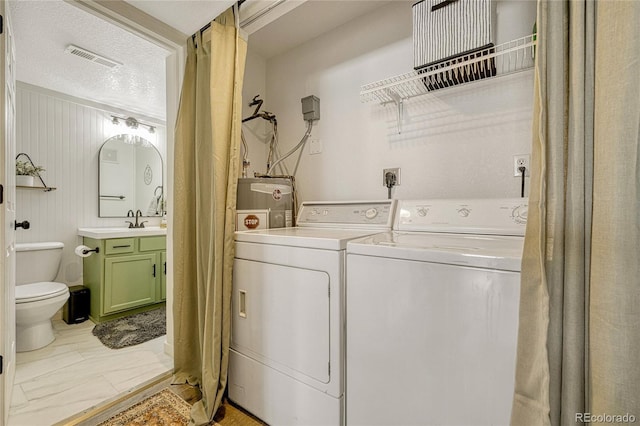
[346,198,528,426]
[229,200,395,426]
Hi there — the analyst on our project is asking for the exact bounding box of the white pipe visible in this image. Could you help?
[267,120,313,176]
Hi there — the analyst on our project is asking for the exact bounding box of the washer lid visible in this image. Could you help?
[236,227,386,250]
[347,231,524,271]
[16,282,69,303]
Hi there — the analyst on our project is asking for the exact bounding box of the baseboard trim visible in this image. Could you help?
[164,340,174,357]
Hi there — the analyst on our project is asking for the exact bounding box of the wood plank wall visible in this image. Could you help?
[15,83,166,286]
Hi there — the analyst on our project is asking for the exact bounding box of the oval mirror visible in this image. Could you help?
[99,134,164,217]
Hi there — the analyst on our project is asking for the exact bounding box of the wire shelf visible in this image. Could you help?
[360,35,536,105]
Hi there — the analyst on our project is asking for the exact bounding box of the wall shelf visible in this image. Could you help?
[360,35,537,133]
[16,152,56,192]
[17,185,57,192]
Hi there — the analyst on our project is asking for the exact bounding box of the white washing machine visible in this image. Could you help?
[229,200,396,426]
[346,198,528,426]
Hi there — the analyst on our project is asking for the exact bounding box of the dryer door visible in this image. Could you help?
[232,258,330,384]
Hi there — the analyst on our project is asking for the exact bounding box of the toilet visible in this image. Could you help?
[15,242,69,352]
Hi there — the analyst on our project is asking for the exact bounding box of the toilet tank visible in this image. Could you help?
[15,242,64,285]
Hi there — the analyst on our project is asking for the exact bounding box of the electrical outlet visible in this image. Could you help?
[513,155,530,176]
[382,168,401,186]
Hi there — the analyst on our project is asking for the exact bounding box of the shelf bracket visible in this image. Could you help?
[16,152,51,190]
[385,89,404,134]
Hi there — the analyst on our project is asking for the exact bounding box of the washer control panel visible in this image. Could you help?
[397,199,528,235]
[298,200,396,229]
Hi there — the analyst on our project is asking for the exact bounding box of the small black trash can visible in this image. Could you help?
[63,286,90,324]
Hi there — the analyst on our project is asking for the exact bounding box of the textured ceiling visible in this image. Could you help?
[248,0,392,59]
[125,0,234,35]
[8,0,394,121]
[10,0,170,120]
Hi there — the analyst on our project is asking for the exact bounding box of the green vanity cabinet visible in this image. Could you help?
[138,235,166,302]
[103,254,157,314]
[161,251,167,301]
[82,235,166,323]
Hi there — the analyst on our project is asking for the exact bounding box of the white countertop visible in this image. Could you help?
[78,226,167,239]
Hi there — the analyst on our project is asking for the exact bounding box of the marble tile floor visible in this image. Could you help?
[8,318,173,426]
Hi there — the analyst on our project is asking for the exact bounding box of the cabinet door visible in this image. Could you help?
[160,251,167,301]
[104,254,157,314]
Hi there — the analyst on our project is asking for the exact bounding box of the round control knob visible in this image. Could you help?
[417,207,428,217]
[458,208,470,217]
[365,208,378,219]
[512,205,528,224]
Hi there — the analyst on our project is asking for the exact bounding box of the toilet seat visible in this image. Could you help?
[16,282,69,304]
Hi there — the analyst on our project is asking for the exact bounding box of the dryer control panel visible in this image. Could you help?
[297,200,396,229]
[397,198,528,236]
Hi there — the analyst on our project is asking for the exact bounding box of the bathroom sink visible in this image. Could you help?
[78,226,166,239]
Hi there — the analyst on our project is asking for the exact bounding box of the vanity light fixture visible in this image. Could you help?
[110,115,157,134]
[125,117,139,129]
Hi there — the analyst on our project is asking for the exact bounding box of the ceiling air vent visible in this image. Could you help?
[64,44,122,69]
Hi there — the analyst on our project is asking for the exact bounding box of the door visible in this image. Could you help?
[231,258,330,384]
[104,254,157,314]
[0,2,16,424]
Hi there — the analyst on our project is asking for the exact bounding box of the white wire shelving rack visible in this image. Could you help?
[360,34,537,133]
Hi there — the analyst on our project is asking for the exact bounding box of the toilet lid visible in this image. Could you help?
[16,282,69,304]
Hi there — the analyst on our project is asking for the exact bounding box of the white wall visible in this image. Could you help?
[241,49,270,177]
[15,82,166,286]
[251,1,536,203]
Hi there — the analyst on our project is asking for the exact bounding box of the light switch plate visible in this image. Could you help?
[309,138,322,155]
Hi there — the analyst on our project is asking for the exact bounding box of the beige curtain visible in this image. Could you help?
[172,7,247,425]
[512,1,640,424]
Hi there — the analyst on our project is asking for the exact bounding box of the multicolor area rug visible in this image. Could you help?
[98,388,190,426]
[92,307,166,349]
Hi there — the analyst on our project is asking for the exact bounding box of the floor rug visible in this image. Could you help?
[92,307,166,349]
[97,388,190,426]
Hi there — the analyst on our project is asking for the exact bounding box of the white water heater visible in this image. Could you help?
[236,178,293,230]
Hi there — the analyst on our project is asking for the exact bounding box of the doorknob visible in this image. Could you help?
[14,220,30,230]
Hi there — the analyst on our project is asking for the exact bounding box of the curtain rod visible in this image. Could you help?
[192,0,246,40]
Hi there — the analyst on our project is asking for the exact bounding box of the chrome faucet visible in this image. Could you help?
[125,209,147,228]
